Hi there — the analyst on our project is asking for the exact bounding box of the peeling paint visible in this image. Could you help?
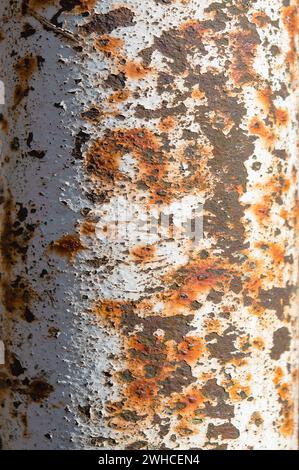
[0,0,298,451]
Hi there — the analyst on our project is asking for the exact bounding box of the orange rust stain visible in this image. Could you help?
[126,379,158,407]
[85,130,212,205]
[280,208,289,222]
[275,108,289,127]
[159,116,177,133]
[238,334,250,352]
[50,234,85,258]
[268,244,285,265]
[278,382,291,402]
[252,11,271,28]
[164,259,233,314]
[80,220,97,237]
[255,242,285,265]
[14,55,38,107]
[95,36,124,56]
[130,244,156,263]
[124,61,151,80]
[250,411,264,427]
[273,367,284,385]
[270,174,290,194]
[94,300,126,328]
[248,117,276,147]
[280,410,295,438]
[252,202,270,221]
[273,367,295,438]
[107,89,130,105]
[180,20,209,37]
[257,88,273,114]
[224,380,251,402]
[278,382,295,438]
[176,336,204,366]
[85,128,171,203]
[205,318,222,334]
[282,6,299,67]
[172,387,206,416]
[252,174,291,226]
[191,86,205,101]
[252,337,265,350]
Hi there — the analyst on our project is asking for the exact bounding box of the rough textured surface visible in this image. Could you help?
[0,0,298,450]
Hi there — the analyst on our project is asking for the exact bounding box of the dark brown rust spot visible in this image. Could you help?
[230,20,261,86]
[27,379,54,402]
[14,55,38,107]
[270,327,291,360]
[207,422,240,440]
[82,7,135,35]
[50,234,85,258]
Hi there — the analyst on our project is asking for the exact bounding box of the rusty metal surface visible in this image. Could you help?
[0,0,298,450]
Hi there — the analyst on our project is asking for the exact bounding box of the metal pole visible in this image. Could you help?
[0,0,298,450]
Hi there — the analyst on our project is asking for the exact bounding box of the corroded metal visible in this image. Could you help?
[0,0,298,450]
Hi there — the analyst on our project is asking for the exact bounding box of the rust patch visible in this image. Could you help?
[275,108,289,127]
[84,128,170,203]
[164,258,234,313]
[93,298,199,432]
[248,117,276,148]
[207,422,240,440]
[257,87,274,114]
[273,368,295,438]
[282,6,299,69]
[223,379,251,402]
[80,219,97,237]
[250,411,264,427]
[14,55,38,107]
[270,327,291,360]
[94,300,127,328]
[130,245,156,263]
[124,61,151,80]
[191,86,205,101]
[82,7,135,35]
[95,36,124,57]
[158,116,177,133]
[230,23,261,86]
[107,89,130,105]
[252,12,271,29]
[252,337,265,350]
[0,114,8,134]
[50,234,85,258]
[27,378,54,402]
[0,198,36,269]
[176,336,204,366]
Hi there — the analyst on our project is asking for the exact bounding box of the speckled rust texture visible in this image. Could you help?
[0,0,298,451]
